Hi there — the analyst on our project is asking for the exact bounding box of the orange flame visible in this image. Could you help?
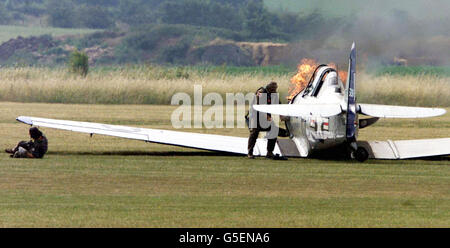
[287,59,348,101]
[288,58,318,100]
[339,71,348,84]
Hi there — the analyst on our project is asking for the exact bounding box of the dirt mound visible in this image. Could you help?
[391,56,443,66]
[84,46,115,64]
[186,39,290,66]
[187,39,254,66]
[237,42,288,66]
[0,35,57,61]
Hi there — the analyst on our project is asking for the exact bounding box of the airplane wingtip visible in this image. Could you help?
[16,116,33,125]
[437,108,447,116]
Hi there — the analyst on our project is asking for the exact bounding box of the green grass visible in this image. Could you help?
[0,103,448,227]
[0,25,100,43]
[90,65,296,76]
[187,65,295,76]
[1,66,450,106]
[374,66,450,77]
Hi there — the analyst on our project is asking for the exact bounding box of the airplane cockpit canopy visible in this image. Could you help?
[289,64,343,103]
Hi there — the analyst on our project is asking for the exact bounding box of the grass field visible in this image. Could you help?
[0,66,449,106]
[0,102,448,227]
[374,66,450,77]
[0,25,100,43]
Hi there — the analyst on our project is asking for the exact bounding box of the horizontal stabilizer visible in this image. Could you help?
[253,103,342,118]
[358,138,450,159]
[359,104,446,118]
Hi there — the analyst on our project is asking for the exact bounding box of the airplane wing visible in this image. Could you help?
[358,138,450,159]
[16,116,288,157]
[252,103,342,118]
[358,104,446,118]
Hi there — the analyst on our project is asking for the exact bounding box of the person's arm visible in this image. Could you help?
[27,140,38,158]
[255,89,262,105]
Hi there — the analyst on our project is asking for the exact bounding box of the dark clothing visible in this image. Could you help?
[247,86,288,156]
[247,87,277,129]
[246,87,277,130]
[16,140,33,152]
[30,136,48,158]
[247,126,289,155]
[14,136,48,158]
[248,128,277,155]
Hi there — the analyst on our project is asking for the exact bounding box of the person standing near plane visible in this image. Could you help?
[5,127,48,159]
[246,82,288,159]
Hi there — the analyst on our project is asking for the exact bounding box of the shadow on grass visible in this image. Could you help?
[47,150,240,157]
[413,156,450,161]
[307,145,450,162]
[47,150,449,161]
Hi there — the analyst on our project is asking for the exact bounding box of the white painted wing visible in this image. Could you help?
[252,103,342,118]
[16,116,283,156]
[358,138,450,159]
[358,104,446,118]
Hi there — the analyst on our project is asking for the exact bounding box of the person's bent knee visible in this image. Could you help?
[13,147,29,158]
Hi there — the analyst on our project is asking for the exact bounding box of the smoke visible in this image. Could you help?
[280,0,450,67]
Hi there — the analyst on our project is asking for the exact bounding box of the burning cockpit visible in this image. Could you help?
[288,60,347,103]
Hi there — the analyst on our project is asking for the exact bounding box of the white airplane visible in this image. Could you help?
[16,43,450,162]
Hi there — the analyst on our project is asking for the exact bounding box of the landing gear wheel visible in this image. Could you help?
[355,147,369,162]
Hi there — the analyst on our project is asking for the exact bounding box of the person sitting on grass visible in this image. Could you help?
[5,127,48,159]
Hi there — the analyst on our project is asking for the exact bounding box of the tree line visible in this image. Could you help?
[0,0,342,41]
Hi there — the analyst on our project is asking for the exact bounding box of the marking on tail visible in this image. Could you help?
[346,42,357,141]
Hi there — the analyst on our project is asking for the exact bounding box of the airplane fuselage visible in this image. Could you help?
[286,66,353,157]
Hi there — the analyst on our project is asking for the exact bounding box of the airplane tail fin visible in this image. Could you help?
[345,42,357,142]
